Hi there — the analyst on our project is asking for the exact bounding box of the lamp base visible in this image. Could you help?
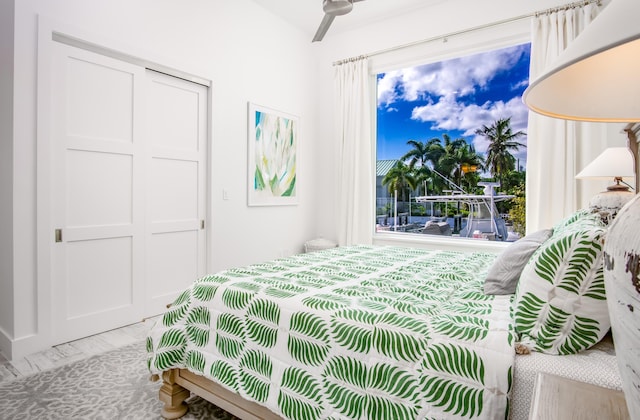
[588,189,634,224]
[604,193,640,420]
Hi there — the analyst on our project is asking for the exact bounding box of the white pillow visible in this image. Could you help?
[484,229,553,295]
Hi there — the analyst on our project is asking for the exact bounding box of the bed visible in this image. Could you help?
[147,209,621,419]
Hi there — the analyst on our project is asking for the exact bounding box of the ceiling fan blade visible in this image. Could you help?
[312,14,335,42]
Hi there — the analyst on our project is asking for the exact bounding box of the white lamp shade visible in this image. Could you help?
[523,0,640,122]
[575,147,635,179]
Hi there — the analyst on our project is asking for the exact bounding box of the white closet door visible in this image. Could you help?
[51,43,146,344]
[49,43,209,345]
[144,70,208,316]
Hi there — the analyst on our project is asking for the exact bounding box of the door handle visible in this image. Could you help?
[55,229,62,243]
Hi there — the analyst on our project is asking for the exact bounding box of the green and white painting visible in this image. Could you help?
[248,103,298,206]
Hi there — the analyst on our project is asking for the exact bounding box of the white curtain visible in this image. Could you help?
[335,57,374,246]
[526,2,610,233]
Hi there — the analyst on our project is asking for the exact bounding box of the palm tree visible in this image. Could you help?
[408,135,449,194]
[382,161,417,213]
[475,117,526,186]
[401,137,445,195]
[422,134,476,194]
[438,135,468,181]
[412,165,431,196]
[398,134,484,196]
[424,137,446,170]
[401,139,430,170]
[452,143,484,190]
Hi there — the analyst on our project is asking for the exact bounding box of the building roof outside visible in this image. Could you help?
[376,159,399,177]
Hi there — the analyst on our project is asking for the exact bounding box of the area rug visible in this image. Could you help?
[0,341,239,420]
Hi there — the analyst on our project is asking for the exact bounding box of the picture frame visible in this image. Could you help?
[247,103,299,206]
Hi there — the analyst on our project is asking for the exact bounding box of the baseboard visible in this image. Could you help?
[0,328,52,361]
[0,325,13,360]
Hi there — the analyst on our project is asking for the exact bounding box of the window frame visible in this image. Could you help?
[369,19,532,251]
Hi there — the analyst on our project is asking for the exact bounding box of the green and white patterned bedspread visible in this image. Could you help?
[147,245,515,419]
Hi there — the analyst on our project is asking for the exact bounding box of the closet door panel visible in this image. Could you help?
[150,158,199,221]
[148,78,200,151]
[65,56,134,142]
[66,150,133,226]
[66,237,134,318]
[145,70,208,315]
[148,231,199,299]
[51,43,145,345]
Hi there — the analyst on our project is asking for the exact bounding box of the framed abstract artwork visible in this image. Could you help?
[247,103,299,206]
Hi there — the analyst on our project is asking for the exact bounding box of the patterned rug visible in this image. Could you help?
[0,342,238,420]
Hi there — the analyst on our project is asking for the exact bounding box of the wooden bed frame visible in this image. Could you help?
[159,368,282,420]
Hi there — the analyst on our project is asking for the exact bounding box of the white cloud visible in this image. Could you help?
[377,71,401,107]
[412,95,528,135]
[511,78,529,91]
[377,44,528,109]
[472,134,491,154]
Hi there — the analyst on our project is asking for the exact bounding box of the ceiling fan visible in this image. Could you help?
[312,0,366,42]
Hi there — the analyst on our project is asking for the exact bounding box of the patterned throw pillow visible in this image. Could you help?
[513,212,609,355]
[552,208,592,232]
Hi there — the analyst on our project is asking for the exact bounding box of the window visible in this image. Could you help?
[375,42,530,242]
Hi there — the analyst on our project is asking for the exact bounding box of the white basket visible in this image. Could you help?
[304,238,338,253]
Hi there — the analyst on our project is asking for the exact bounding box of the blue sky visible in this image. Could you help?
[376,43,531,169]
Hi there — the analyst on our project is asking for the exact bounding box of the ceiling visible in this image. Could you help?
[251,0,445,42]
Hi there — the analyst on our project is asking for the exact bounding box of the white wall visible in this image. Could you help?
[2,0,321,359]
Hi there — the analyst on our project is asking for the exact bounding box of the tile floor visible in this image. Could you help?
[0,316,159,384]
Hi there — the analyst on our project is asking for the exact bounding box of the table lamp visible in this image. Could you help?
[523,0,640,417]
[575,146,635,222]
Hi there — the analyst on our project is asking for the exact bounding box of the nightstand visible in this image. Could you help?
[528,372,630,420]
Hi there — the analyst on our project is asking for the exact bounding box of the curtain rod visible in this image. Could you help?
[333,0,601,66]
